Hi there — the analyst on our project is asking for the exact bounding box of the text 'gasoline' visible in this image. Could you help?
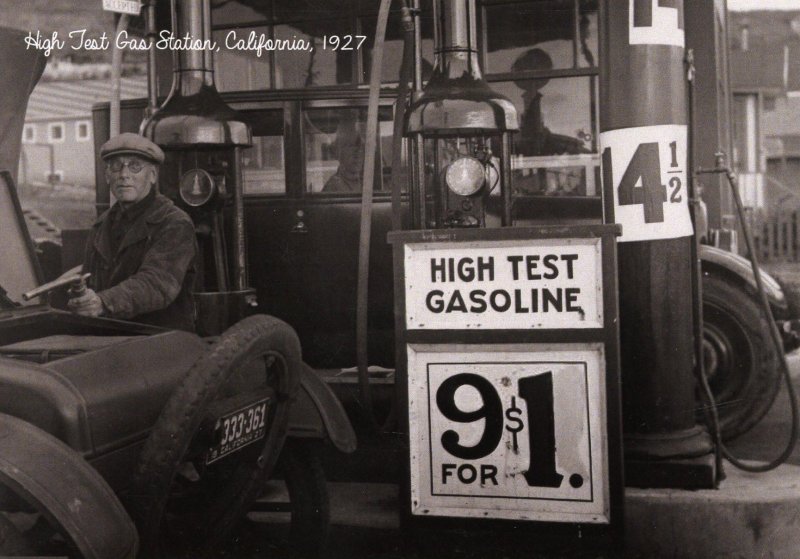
[425,254,583,315]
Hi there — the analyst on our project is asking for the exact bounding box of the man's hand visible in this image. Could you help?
[67,289,105,317]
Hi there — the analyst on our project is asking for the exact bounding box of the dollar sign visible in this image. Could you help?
[505,396,524,452]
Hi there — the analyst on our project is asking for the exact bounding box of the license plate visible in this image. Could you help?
[206,398,269,465]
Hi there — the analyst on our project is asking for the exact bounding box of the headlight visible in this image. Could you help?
[179,169,216,207]
[445,156,485,196]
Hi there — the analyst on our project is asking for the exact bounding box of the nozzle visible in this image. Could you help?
[67,274,91,298]
[22,272,91,301]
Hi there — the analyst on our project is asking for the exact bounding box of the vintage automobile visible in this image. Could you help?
[0,11,356,557]
[0,168,354,558]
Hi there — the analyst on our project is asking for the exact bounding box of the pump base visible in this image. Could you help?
[625,454,716,489]
[624,426,716,488]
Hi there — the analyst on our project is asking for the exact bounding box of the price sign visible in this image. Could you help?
[102,0,142,15]
[407,344,610,524]
[600,124,693,242]
[628,0,684,47]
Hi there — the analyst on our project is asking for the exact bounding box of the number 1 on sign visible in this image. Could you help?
[519,373,564,488]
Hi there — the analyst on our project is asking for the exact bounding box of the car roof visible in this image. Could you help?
[0,171,43,305]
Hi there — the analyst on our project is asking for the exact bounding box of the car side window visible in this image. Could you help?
[302,106,393,195]
[241,109,286,196]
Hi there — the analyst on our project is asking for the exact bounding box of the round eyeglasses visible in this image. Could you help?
[107,159,146,174]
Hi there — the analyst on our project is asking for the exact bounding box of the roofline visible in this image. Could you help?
[732,86,785,96]
[24,116,91,124]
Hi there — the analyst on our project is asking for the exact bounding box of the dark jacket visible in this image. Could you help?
[83,193,197,331]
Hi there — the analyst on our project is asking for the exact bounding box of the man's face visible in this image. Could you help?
[337,137,364,179]
[106,155,156,204]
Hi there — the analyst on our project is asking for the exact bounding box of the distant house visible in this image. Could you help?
[729,11,800,210]
[19,76,147,188]
[762,57,800,205]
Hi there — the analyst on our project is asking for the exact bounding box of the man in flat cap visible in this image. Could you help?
[67,133,197,331]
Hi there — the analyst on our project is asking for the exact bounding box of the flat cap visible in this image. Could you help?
[100,133,165,164]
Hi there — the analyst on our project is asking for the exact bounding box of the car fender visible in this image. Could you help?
[700,245,786,311]
[0,412,138,559]
[287,363,357,453]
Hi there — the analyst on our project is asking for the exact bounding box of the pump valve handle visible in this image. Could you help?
[22,266,91,301]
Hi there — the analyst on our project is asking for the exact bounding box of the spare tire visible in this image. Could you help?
[129,315,302,558]
[701,274,780,440]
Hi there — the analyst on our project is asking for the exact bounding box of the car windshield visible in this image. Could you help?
[0,284,19,308]
[0,173,42,306]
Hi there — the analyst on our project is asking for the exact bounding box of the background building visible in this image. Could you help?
[729,9,800,210]
[20,76,147,189]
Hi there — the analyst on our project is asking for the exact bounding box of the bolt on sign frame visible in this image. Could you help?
[389,223,623,551]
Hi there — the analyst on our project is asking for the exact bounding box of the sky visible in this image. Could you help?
[729,0,800,10]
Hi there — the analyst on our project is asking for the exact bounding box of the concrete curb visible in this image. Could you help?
[329,465,800,557]
[626,462,800,558]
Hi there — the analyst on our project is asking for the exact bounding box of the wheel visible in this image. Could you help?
[701,274,780,440]
[0,513,33,556]
[129,315,302,558]
[280,440,329,557]
[0,413,137,559]
[0,512,75,558]
[245,439,330,559]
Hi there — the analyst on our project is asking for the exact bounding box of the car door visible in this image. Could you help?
[289,100,398,368]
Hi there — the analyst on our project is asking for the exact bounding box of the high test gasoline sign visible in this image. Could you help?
[403,238,603,330]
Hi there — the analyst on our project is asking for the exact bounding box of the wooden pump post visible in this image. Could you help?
[599,0,715,488]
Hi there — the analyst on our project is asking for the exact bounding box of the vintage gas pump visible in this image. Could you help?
[405,0,517,229]
[389,0,624,553]
[141,0,254,336]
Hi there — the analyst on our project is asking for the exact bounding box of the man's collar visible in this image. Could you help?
[94,192,173,228]
[115,187,157,220]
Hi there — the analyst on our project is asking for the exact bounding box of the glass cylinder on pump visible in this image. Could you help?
[405,0,518,229]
